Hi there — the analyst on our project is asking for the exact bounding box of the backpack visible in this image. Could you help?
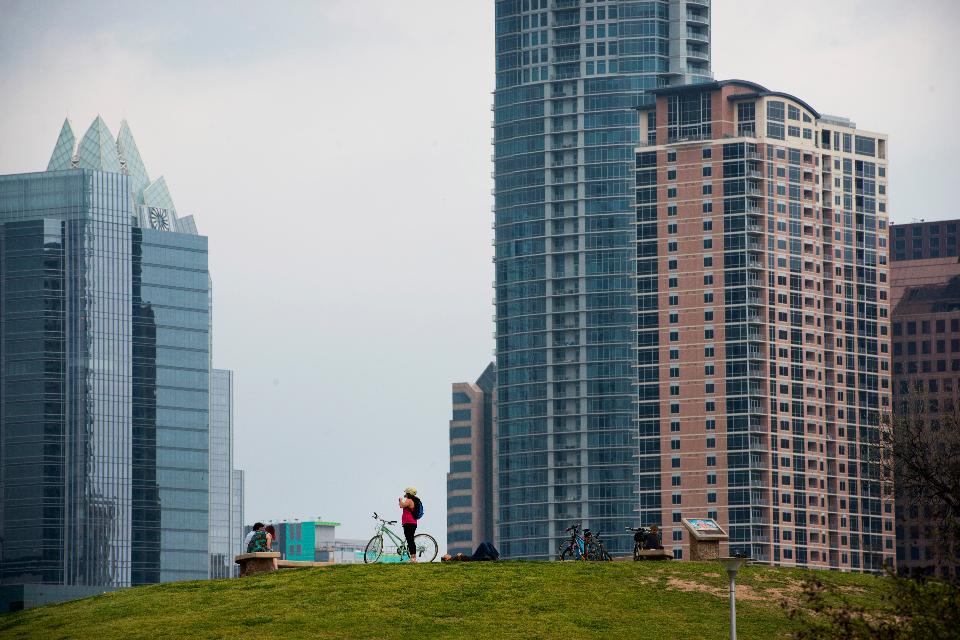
[411,496,424,520]
[247,529,268,553]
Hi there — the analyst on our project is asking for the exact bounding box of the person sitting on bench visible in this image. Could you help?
[643,525,663,550]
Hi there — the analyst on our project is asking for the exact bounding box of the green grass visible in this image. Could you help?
[0,561,888,639]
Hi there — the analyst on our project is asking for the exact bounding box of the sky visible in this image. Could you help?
[0,0,958,544]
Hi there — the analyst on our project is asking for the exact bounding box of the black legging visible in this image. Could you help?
[403,523,417,558]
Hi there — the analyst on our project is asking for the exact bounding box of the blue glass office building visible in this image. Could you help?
[493,0,711,558]
[0,117,219,610]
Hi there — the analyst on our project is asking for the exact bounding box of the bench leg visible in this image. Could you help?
[239,558,278,577]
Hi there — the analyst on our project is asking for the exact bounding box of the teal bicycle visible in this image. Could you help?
[364,512,438,563]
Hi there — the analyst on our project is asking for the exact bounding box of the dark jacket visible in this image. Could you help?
[643,531,663,550]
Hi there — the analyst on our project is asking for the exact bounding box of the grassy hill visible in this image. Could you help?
[0,561,887,639]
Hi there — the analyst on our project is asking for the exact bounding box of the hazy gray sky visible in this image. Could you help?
[0,1,957,543]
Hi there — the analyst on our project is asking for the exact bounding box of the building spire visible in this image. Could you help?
[47,118,76,171]
[76,115,121,173]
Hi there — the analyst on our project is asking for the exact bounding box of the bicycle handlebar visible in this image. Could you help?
[372,512,398,525]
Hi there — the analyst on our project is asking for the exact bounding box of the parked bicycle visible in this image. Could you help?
[557,523,586,560]
[364,512,438,563]
[584,528,612,561]
[557,523,612,561]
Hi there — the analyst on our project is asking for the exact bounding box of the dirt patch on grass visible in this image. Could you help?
[665,577,725,599]
[664,576,806,606]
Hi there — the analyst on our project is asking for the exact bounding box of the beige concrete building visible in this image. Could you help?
[633,79,893,571]
[447,364,496,555]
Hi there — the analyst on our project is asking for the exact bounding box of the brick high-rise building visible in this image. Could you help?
[890,224,960,579]
[633,79,894,571]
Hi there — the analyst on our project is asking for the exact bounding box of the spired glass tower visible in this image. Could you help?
[493,0,712,558]
[0,117,239,611]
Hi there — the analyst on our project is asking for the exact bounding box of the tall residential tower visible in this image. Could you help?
[633,80,893,571]
[493,0,712,558]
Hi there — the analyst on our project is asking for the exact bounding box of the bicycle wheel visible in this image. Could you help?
[363,535,383,563]
[413,533,438,562]
[598,543,612,561]
[583,540,598,561]
[558,541,582,561]
[585,539,609,561]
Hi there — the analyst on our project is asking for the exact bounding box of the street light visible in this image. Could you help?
[717,556,751,640]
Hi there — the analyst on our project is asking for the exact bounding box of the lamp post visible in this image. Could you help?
[717,556,750,640]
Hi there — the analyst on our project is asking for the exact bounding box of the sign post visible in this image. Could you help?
[681,517,728,560]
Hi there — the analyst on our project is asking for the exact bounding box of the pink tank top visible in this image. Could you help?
[402,503,417,525]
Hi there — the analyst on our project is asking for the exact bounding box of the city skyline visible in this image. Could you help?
[0,1,958,542]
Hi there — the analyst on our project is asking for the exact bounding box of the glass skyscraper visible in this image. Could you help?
[493,0,712,558]
[209,368,242,579]
[0,117,240,611]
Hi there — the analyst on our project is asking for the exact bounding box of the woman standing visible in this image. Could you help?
[398,487,421,563]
